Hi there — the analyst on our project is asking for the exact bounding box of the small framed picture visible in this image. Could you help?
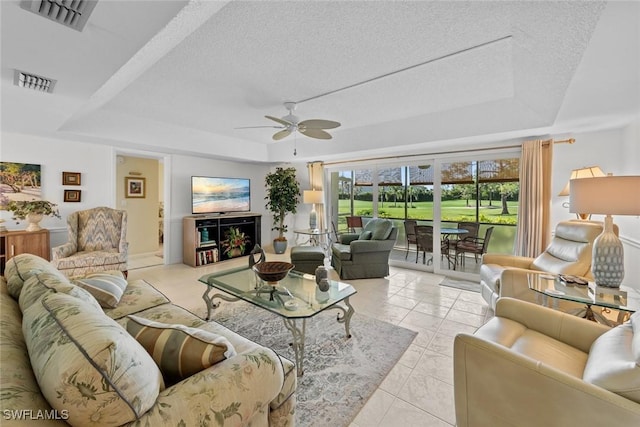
[125,177,146,198]
[64,190,81,202]
[62,172,81,185]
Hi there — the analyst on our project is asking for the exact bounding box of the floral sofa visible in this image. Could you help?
[0,254,296,426]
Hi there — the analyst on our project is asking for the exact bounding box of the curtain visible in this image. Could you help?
[514,140,553,257]
[307,161,325,230]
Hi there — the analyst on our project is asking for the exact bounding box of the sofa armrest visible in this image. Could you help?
[495,298,610,352]
[497,268,548,304]
[454,332,640,427]
[51,242,76,260]
[132,348,285,426]
[482,253,535,269]
[339,233,360,244]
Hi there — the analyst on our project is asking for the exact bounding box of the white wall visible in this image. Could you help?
[1,132,273,265]
[3,126,638,288]
[551,119,640,289]
[167,155,272,264]
[1,132,115,249]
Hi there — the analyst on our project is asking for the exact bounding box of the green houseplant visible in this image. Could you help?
[265,167,301,254]
[222,226,250,258]
[5,199,60,232]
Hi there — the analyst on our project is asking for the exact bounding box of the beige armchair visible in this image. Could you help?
[480,220,605,309]
[454,298,640,427]
[51,207,128,277]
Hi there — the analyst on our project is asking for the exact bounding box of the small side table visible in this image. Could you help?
[527,273,639,326]
[293,229,331,249]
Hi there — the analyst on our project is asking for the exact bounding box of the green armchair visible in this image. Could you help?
[331,219,397,279]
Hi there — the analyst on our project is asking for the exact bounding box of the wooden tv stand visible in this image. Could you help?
[183,213,261,267]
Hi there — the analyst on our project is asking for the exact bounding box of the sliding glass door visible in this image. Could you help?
[327,152,520,279]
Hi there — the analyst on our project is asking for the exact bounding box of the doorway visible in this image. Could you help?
[115,153,165,270]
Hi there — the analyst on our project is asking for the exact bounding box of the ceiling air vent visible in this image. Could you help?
[13,70,57,93]
[20,0,98,32]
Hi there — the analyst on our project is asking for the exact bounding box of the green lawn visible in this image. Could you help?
[337,199,518,254]
[338,199,518,224]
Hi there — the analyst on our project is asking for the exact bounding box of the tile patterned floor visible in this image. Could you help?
[127,252,493,427]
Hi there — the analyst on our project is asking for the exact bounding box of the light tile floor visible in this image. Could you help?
[127,252,493,427]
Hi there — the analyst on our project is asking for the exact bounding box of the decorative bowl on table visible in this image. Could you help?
[252,261,295,284]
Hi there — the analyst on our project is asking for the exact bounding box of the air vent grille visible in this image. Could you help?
[13,70,57,93]
[20,0,98,31]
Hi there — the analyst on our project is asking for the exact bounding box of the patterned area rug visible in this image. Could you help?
[440,277,481,292]
[207,301,417,427]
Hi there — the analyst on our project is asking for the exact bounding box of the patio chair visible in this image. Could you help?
[455,226,494,267]
[404,219,418,259]
[415,225,434,264]
[346,216,363,232]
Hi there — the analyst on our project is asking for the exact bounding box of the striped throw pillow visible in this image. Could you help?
[126,315,237,386]
[72,271,128,308]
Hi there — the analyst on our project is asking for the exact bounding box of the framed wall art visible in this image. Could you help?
[64,190,81,202]
[125,176,146,198]
[0,162,42,207]
[62,172,81,185]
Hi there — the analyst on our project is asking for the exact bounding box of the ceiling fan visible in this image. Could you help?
[238,102,341,141]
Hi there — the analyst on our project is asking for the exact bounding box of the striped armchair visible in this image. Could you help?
[51,207,128,277]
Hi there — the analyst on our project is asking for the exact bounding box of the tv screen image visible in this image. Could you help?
[192,176,250,214]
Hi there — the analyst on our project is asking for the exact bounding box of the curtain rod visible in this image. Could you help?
[322,138,575,166]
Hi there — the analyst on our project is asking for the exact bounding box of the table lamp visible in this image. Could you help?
[303,190,324,231]
[569,175,640,287]
[558,166,605,219]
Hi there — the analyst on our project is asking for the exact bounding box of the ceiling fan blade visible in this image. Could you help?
[265,115,292,126]
[273,129,292,140]
[300,128,332,140]
[235,125,283,129]
[299,119,341,130]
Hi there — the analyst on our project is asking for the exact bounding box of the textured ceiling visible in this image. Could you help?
[2,1,638,163]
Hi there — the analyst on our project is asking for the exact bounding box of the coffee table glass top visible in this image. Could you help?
[527,274,640,313]
[199,266,356,319]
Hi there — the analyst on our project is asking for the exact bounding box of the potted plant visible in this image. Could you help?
[5,199,60,232]
[265,167,301,254]
[222,226,250,258]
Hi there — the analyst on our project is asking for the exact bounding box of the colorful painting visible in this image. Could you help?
[0,162,42,209]
[125,177,146,198]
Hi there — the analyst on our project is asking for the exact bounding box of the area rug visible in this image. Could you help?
[207,301,417,427]
[440,277,481,292]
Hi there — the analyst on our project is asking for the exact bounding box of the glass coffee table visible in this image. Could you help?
[199,266,357,376]
[527,273,640,326]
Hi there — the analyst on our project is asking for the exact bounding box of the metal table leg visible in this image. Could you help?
[281,298,355,377]
[326,297,355,338]
[202,287,240,321]
[282,318,306,377]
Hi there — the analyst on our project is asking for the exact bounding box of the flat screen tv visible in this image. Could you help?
[191,176,250,214]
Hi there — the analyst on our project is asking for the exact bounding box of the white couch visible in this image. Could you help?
[454,298,640,426]
[480,220,605,309]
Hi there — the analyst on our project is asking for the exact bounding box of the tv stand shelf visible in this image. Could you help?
[183,213,261,267]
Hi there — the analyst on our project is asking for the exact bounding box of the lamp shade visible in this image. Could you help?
[303,190,324,204]
[569,176,640,215]
[558,166,605,196]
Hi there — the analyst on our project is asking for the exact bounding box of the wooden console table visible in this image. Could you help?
[0,229,50,275]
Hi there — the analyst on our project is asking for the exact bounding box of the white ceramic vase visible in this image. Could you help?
[25,213,43,232]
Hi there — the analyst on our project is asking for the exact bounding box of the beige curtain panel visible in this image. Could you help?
[515,140,553,257]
